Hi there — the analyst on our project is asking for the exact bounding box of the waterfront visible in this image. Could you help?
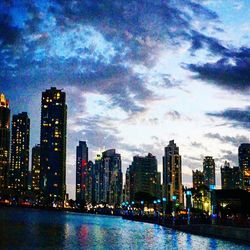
[0,207,249,249]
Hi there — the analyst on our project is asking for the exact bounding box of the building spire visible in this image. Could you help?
[0,93,9,108]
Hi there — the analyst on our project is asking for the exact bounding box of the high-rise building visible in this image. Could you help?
[40,87,67,203]
[221,161,242,190]
[102,149,122,206]
[76,141,88,203]
[192,170,204,189]
[86,160,94,205]
[90,150,122,206]
[0,93,10,192]
[127,153,161,202]
[163,140,183,205]
[9,112,30,196]
[239,143,250,192]
[203,156,215,189]
[31,144,41,194]
[92,154,103,204]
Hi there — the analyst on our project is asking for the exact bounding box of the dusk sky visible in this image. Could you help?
[1,0,250,198]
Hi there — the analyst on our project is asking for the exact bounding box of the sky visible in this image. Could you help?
[1,0,250,199]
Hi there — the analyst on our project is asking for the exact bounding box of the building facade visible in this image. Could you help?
[203,156,215,189]
[126,153,161,203]
[192,170,204,189]
[0,93,10,192]
[31,144,41,194]
[76,141,88,203]
[239,143,250,192]
[163,140,183,205]
[40,87,67,203]
[9,112,30,196]
[221,161,241,190]
[102,149,122,206]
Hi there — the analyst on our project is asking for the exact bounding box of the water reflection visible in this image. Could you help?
[0,207,248,250]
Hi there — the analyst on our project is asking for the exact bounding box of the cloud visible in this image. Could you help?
[165,110,191,121]
[205,133,249,147]
[165,110,181,120]
[191,141,207,150]
[0,0,224,115]
[207,106,250,129]
[219,150,238,165]
[186,47,250,92]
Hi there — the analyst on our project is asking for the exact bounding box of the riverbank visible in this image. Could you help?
[123,215,250,245]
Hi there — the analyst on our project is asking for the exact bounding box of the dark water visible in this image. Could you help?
[0,207,249,250]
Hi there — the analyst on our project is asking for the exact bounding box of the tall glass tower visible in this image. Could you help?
[76,141,88,203]
[9,112,30,196]
[0,93,10,192]
[40,87,67,204]
[163,140,183,205]
[239,143,250,192]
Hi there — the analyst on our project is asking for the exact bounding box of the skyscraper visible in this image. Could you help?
[238,143,250,192]
[9,112,30,196]
[31,144,41,194]
[192,169,204,189]
[40,87,67,203]
[0,93,10,192]
[163,140,183,205]
[203,156,215,189]
[127,153,161,202]
[76,141,88,203]
[102,149,122,206]
[221,162,241,190]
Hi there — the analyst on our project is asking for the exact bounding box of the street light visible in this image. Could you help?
[172,195,177,226]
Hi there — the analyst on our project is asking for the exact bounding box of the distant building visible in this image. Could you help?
[239,144,250,192]
[221,161,241,190]
[102,149,122,206]
[31,144,41,194]
[76,141,88,203]
[40,87,67,203]
[126,153,161,202]
[163,140,183,205]
[9,112,30,196]
[192,170,204,189]
[86,160,94,204]
[0,93,10,192]
[203,156,215,189]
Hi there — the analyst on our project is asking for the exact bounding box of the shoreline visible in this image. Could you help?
[122,215,250,245]
[1,204,250,245]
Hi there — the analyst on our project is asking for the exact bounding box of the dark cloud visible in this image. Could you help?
[207,106,250,129]
[165,110,181,120]
[0,0,224,115]
[205,133,249,147]
[0,14,22,46]
[219,150,238,165]
[186,47,250,92]
[191,141,207,150]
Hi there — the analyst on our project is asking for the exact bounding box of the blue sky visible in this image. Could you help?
[1,0,250,198]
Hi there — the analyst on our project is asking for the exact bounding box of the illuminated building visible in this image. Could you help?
[102,149,122,206]
[238,143,250,192]
[221,161,241,190]
[9,112,30,196]
[192,170,204,189]
[92,154,103,204]
[126,153,161,202]
[203,156,215,189]
[31,144,41,194]
[76,141,88,203]
[40,87,67,203]
[0,93,10,192]
[163,140,183,206]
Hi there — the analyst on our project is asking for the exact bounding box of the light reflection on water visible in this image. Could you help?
[0,207,249,250]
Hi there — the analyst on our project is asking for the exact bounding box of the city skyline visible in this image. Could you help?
[1,1,250,198]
